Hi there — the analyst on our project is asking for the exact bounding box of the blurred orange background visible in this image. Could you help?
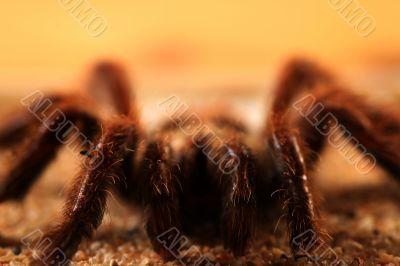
[0,1,399,96]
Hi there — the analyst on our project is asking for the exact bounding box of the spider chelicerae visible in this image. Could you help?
[0,59,398,265]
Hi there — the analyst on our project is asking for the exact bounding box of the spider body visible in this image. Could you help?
[0,59,399,265]
[139,116,259,258]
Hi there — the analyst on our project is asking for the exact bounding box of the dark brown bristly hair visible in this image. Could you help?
[218,140,256,256]
[31,116,137,265]
[189,115,257,256]
[266,59,328,256]
[267,119,324,256]
[141,139,182,260]
[268,58,400,258]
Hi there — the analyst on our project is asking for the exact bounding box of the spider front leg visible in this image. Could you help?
[141,138,182,260]
[267,116,323,257]
[0,61,135,204]
[198,122,256,257]
[30,116,137,266]
[251,57,326,253]
[215,141,256,256]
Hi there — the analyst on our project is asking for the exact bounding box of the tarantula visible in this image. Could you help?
[0,59,398,265]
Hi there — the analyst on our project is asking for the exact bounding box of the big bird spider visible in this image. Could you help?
[0,59,398,265]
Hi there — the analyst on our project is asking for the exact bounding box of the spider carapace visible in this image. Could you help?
[0,59,398,265]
